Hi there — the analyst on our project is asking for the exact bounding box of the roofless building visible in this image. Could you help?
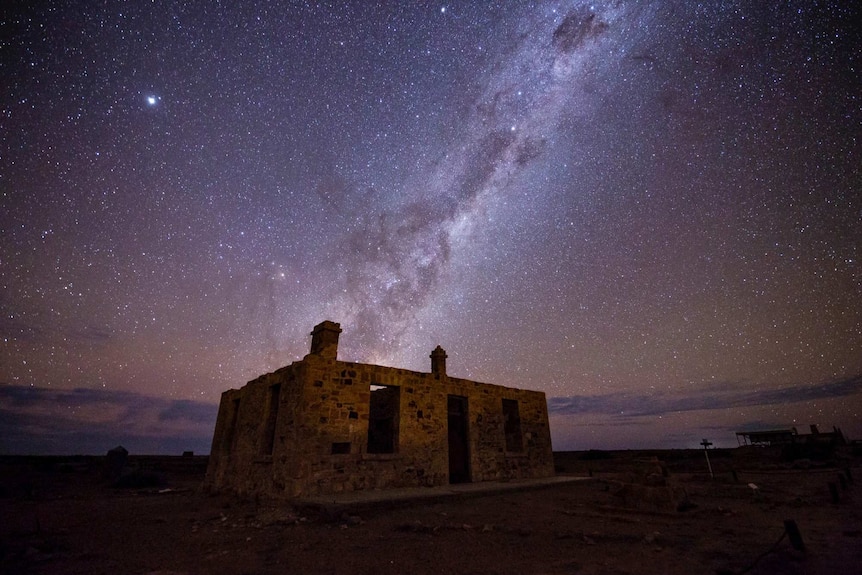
[205,321,554,498]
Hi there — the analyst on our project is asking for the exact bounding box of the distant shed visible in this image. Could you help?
[736,429,797,446]
[736,424,846,447]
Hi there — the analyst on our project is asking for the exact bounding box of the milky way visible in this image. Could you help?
[2,1,860,453]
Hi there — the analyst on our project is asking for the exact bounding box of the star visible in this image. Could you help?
[146,95,160,106]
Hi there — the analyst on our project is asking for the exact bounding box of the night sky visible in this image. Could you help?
[2,1,860,455]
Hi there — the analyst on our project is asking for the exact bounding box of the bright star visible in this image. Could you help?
[146,95,160,106]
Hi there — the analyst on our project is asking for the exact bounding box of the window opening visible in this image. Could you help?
[502,398,523,452]
[262,384,281,455]
[222,398,240,453]
[367,384,400,453]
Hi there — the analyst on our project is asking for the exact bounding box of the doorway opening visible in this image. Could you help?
[447,395,470,483]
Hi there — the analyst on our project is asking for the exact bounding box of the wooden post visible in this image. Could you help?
[700,439,714,479]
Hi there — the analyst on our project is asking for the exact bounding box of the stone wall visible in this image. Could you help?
[205,323,554,498]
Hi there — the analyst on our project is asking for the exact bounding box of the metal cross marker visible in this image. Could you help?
[701,438,714,478]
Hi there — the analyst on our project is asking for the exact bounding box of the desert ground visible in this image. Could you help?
[2,446,860,575]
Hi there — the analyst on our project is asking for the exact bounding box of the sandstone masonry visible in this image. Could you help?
[205,321,554,498]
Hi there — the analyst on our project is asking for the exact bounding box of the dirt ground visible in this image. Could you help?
[2,448,860,575]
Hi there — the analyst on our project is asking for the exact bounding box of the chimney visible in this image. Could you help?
[810,424,819,435]
[430,345,447,377]
[310,321,342,359]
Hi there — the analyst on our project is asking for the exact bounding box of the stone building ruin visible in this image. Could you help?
[205,321,554,498]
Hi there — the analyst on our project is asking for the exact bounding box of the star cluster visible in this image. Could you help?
[1,1,860,453]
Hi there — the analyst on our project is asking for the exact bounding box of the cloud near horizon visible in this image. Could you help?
[548,373,862,427]
[0,385,218,456]
[545,374,862,451]
[3,372,859,455]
